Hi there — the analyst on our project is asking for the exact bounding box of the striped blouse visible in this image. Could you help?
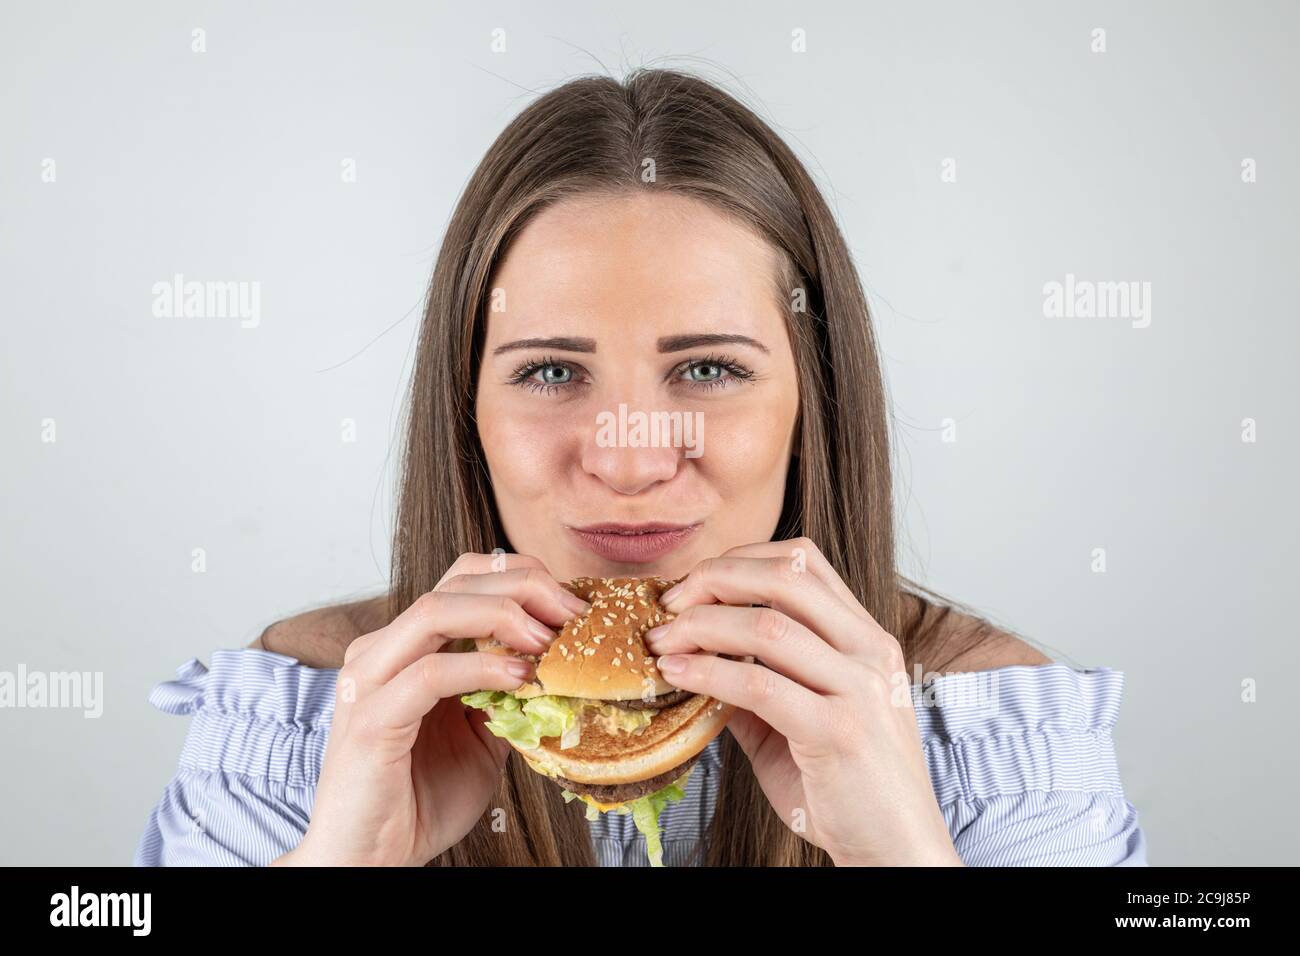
[133,648,1148,866]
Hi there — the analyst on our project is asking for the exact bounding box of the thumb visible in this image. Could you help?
[465,706,512,769]
[725,708,770,763]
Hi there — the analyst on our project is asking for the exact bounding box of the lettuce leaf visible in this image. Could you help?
[462,691,659,750]
[560,788,601,821]
[460,691,578,750]
[623,775,690,867]
[460,690,505,710]
[561,772,692,866]
[466,691,693,865]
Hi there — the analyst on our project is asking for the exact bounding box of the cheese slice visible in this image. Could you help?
[572,792,630,813]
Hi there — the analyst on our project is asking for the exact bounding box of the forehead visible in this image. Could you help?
[485,191,784,343]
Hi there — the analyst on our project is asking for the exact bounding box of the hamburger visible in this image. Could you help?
[460,576,737,866]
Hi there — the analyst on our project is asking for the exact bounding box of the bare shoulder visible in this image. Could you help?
[902,590,1053,673]
[248,593,391,669]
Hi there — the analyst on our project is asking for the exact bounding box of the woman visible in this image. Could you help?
[134,68,1147,867]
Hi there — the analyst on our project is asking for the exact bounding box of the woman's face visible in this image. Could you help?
[475,191,800,582]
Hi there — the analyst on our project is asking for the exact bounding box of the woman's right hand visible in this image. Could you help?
[273,553,590,866]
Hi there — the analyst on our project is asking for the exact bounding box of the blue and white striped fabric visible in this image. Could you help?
[133,649,1147,866]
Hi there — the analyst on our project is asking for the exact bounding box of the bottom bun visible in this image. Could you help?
[512,693,735,786]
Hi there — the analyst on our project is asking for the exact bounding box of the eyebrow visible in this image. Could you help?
[657,333,770,354]
[491,332,770,356]
[491,336,596,356]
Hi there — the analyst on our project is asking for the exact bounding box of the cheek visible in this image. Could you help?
[694,390,796,493]
[476,391,575,504]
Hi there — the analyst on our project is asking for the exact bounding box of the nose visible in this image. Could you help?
[580,403,685,496]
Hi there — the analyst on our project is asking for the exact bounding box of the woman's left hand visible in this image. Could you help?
[644,538,962,867]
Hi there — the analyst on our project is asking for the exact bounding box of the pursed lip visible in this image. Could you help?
[571,522,697,534]
[566,521,701,563]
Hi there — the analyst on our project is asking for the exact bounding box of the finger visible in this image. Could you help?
[360,651,535,733]
[434,551,549,590]
[348,592,557,691]
[346,560,586,664]
[438,567,590,626]
[465,706,512,770]
[720,538,868,619]
[645,604,849,695]
[655,653,826,744]
[390,570,588,656]
[725,708,778,764]
[661,555,877,658]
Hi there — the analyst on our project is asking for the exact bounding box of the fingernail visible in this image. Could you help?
[505,658,534,679]
[660,584,683,608]
[561,592,591,615]
[526,618,556,647]
[644,624,669,646]
[657,655,685,674]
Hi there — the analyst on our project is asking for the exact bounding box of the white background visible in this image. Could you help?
[1,0,1296,865]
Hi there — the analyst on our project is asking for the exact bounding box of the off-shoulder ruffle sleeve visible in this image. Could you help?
[133,651,1148,867]
[133,649,339,866]
[911,663,1148,866]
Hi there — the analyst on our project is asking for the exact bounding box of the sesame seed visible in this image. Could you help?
[612,658,621,666]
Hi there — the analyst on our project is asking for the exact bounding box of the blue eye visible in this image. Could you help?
[506,353,756,395]
[686,363,723,383]
[676,354,755,391]
[535,364,572,386]
[506,357,577,395]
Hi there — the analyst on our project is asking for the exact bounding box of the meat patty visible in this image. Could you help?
[606,689,695,711]
[556,752,702,804]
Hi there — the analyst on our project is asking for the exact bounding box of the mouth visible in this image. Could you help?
[566,522,701,563]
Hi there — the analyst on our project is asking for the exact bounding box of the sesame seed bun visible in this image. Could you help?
[472,575,740,790]
[473,576,682,699]
[542,576,682,699]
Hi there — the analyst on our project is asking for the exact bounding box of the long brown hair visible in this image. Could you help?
[388,67,988,866]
